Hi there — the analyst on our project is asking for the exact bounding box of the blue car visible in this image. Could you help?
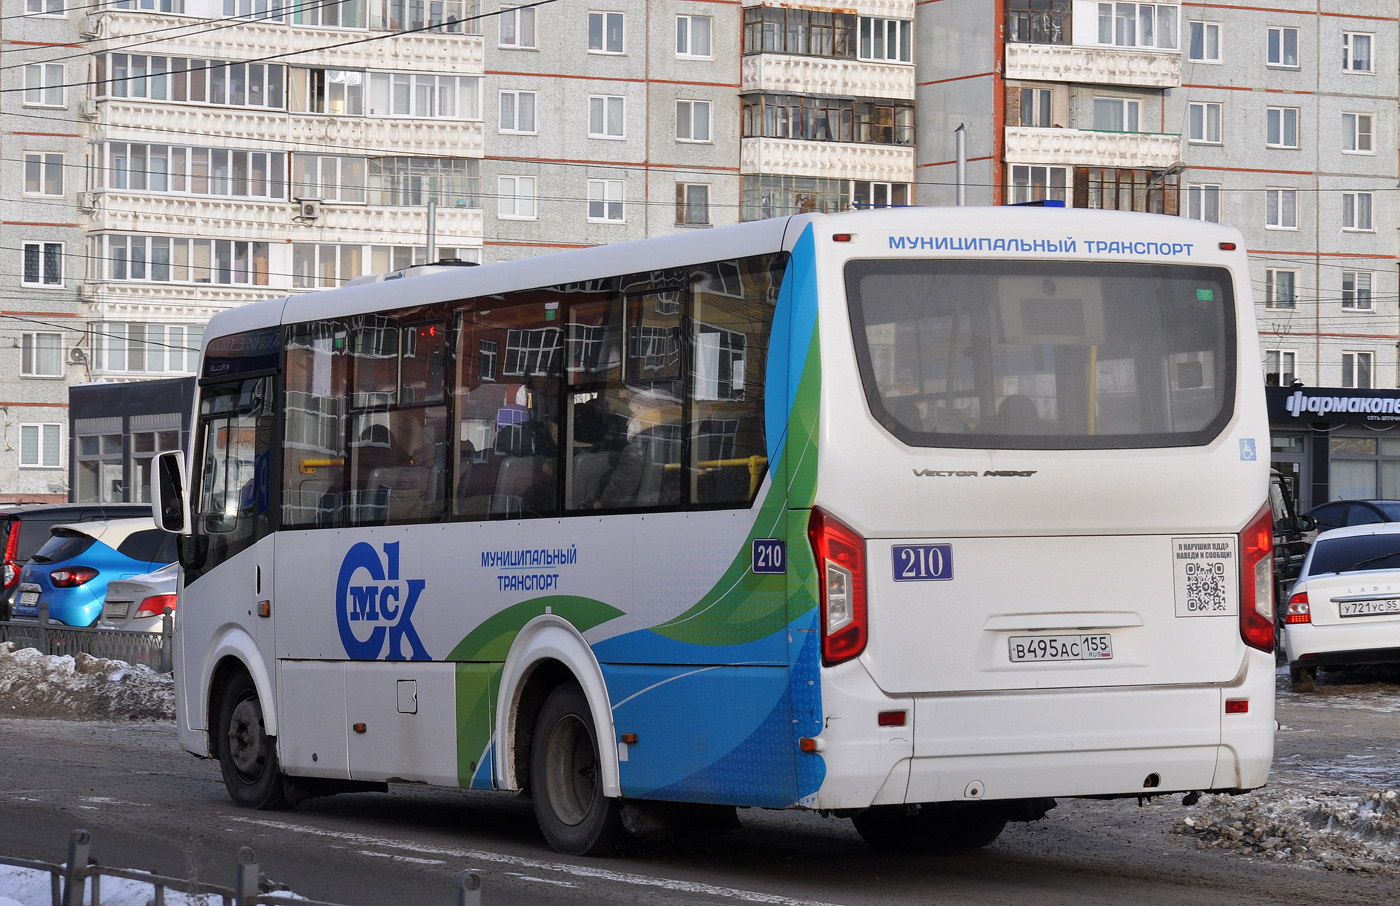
[14,518,177,628]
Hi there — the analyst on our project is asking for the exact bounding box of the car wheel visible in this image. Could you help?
[531,683,621,856]
[1289,664,1318,693]
[218,671,289,810]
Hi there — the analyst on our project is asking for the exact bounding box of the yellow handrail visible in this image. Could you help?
[299,458,345,474]
[664,456,770,497]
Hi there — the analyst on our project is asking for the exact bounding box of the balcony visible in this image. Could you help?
[741,55,915,101]
[1004,127,1181,170]
[741,138,913,182]
[1004,42,1181,89]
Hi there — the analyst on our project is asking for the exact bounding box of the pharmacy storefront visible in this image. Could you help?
[1268,386,1400,511]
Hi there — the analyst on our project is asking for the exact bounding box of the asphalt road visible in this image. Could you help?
[2,666,1398,906]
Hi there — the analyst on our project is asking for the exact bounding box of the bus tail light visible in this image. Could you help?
[1284,591,1311,624]
[1239,504,1274,653]
[135,594,178,618]
[50,566,99,588]
[808,508,867,665]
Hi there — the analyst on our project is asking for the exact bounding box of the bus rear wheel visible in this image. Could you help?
[531,683,621,856]
[853,805,1007,853]
[218,671,289,810]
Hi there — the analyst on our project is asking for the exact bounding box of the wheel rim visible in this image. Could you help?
[543,714,597,827]
[227,694,268,782]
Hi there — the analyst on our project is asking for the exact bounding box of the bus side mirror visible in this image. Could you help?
[1297,514,1316,533]
[152,450,191,535]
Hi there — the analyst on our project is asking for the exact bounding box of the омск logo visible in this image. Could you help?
[336,541,430,661]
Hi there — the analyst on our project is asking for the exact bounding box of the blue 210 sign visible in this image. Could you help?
[752,539,786,575]
[336,541,431,661]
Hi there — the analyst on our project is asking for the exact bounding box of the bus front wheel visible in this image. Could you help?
[218,671,289,810]
[531,683,621,855]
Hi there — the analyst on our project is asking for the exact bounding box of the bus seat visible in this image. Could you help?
[367,465,431,523]
[635,435,681,507]
[569,451,613,509]
[492,455,543,517]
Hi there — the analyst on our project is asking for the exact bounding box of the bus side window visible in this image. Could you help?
[192,375,274,579]
[282,320,348,529]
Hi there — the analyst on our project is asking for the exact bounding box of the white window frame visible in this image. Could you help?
[676,182,710,225]
[1188,101,1222,144]
[675,99,711,143]
[1188,21,1220,62]
[1008,164,1069,205]
[1264,350,1297,387]
[366,72,482,119]
[588,11,625,54]
[676,15,713,59]
[21,332,64,377]
[1342,112,1374,154]
[499,6,537,49]
[1265,269,1297,309]
[1266,106,1299,149]
[19,424,63,469]
[1265,187,1298,230]
[499,89,537,134]
[23,152,64,196]
[1096,3,1180,50]
[1185,184,1220,223]
[1019,87,1053,127]
[1343,32,1374,73]
[1267,26,1299,68]
[858,16,913,63]
[1342,192,1374,232]
[23,63,65,107]
[588,94,626,139]
[1092,96,1140,132]
[22,242,63,287]
[587,178,624,222]
[498,175,537,220]
[1342,271,1374,310]
[1342,351,1374,390]
[25,0,65,16]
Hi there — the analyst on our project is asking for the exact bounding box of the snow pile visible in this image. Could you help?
[1175,788,1400,872]
[0,864,301,906]
[0,642,174,721]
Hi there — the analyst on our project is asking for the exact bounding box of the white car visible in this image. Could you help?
[1282,522,1400,691]
[98,563,178,634]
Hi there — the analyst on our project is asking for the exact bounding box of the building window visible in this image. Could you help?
[740,173,849,220]
[588,11,624,53]
[1185,184,1220,222]
[292,68,363,114]
[368,0,482,34]
[1097,3,1179,50]
[103,144,288,199]
[287,0,365,26]
[1007,0,1070,45]
[366,73,482,119]
[292,244,363,289]
[101,235,269,285]
[1343,113,1373,153]
[676,100,711,142]
[23,63,64,107]
[23,153,63,195]
[676,183,710,224]
[1343,351,1374,389]
[1072,166,1179,214]
[1020,87,1052,127]
[1264,351,1296,387]
[1342,193,1374,232]
[1343,272,1373,310]
[853,181,909,208]
[97,55,286,109]
[1343,32,1373,73]
[500,90,536,133]
[292,154,365,202]
[1266,107,1299,148]
[499,175,537,219]
[1268,26,1299,67]
[75,429,124,503]
[858,17,913,63]
[1265,188,1297,229]
[93,323,204,374]
[19,424,62,469]
[741,94,914,146]
[742,7,856,58]
[1093,97,1139,132]
[676,15,712,58]
[588,95,625,138]
[131,427,182,503]
[1188,21,1220,62]
[25,0,65,15]
[1188,102,1221,143]
[1009,165,1068,204]
[500,6,536,48]
[22,243,63,287]
[368,158,480,207]
[21,332,63,377]
[587,179,624,222]
[479,339,498,380]
[1265,269,1297,309]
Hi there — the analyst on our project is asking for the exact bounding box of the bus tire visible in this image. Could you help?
[852,806,955,852]
[946,808,1008,850]
[531,683,621,856]
[1289,664,1317,693]
[217,670,289,810]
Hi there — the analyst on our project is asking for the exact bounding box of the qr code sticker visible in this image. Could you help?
[1184,561,1228,614]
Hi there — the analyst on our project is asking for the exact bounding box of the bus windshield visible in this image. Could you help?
[845,260,1237,449]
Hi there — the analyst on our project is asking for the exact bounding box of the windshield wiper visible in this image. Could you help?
[1336,551,1400,573]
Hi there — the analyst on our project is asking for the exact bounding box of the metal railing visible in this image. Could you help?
[0,603,172,673]
[0,829,484,906]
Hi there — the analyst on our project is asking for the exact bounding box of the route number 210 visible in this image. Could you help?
[891,544,953,582]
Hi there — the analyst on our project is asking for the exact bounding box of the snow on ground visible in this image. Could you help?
[0,865,302,905]
[0,642,174,721]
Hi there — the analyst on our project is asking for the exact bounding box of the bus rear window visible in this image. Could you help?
[844,259,1237,449]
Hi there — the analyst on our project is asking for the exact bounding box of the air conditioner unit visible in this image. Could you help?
[296,199,323,221]
[68,347,89,366]
[81,17,101,40]
[80,99,99,121]
[77,192,96,212]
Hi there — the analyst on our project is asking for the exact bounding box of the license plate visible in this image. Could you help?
[1339,598,1400,618]
[106,603,131,620]
[1009,634,1114,663]
[18,590,38,608]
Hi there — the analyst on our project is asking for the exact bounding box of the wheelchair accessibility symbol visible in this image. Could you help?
[1240,439,1257,461]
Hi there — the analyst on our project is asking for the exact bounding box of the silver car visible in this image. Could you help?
[99,563,178,633]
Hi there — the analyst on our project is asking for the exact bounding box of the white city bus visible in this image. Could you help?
[152,207,1276,855]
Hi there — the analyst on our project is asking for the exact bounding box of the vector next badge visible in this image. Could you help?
[336,541,430,661]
